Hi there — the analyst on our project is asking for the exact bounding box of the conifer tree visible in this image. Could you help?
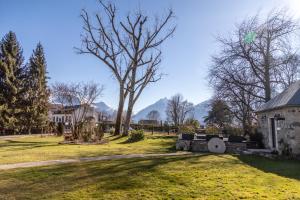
[0,31,25,133]
[25,43,49,133]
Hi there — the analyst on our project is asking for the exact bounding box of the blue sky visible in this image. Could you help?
[1,0,299,112]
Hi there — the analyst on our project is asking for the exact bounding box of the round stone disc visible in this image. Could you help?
[207,137,226,153]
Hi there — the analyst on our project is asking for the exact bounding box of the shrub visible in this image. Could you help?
[205,125,219,135]
[47,122,56,133]
[178,125,195,134]
[223,126,243,136]
[250,130,264,148]
[95,124,104,141]
[185,119,200,129]
[109,128,115,135]
[127,130,145,142]
[57,122,64,136]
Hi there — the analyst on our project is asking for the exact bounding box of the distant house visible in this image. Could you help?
[49,104,100,125]
[256,81,300,155]
[138,119,159,126]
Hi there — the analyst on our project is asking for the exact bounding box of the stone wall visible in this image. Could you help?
[176,140,247,154]
[225,142,247,154]
[257,107,300,155]
[191,140,208,152]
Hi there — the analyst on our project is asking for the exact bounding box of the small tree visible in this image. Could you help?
[166,94,194,127]
[204,99,232,131]
[185,118,200,129]
[51,82,104,141]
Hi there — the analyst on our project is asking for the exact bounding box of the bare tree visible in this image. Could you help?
[122,10,176,135]
[77,1,133,135]
[146,110,161,121]
[51,82,104,139]
[77,1,175,135]
[210,57,258,133]
[166,94,194,127]
[212,9,299,103]
[209,9,300,133]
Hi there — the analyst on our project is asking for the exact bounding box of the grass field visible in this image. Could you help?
[1,133,300,199]
[0,154,300,199]
[0,133,176,164]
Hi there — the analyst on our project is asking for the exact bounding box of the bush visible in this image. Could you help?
[178,125,195,134]
[250,130,264,148]
[65,121,105,143]
[185,119,200,129]
[95,124,104,141]
[127,130,145,143]
[223,126,243,136]
[109,128,115,135]
[57,122,64,136]
[205,125,219,135]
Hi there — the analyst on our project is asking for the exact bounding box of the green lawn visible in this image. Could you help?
[0,154,300,199]
[1,133,300,199]
[0,133,176,164]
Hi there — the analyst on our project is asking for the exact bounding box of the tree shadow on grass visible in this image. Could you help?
[236,155,300,181]
[147,135,177,140]
[117,139,137,144]
[0,154,208,199]
[0,140,58,151]
[109,135,127,141]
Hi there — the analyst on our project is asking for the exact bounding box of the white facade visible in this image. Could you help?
[49,105,100,125]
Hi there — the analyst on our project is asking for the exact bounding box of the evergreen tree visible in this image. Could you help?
[204,99,232,129]
[0,31,25,133]
[25,43,49,133]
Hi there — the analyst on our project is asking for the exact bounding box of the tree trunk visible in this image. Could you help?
[123,66,137,136]
[123,93,134,136]
[264,40,272,102]
[264,76,271,102]
[115,86,125,135]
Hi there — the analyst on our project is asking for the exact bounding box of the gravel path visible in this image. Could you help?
[0,152,193,170]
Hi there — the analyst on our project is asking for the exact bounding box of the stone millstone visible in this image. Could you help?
[207,138,226,153]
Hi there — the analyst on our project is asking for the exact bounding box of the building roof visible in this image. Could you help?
[256,80,300,113]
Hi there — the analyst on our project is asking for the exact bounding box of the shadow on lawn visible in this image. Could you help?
[0,140,57,151]
[147,135,177,140]
[0,154,207,199]
[109,135,126,141]
[236,155,300,181]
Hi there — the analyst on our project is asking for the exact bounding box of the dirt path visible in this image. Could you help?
[0,152,193,170]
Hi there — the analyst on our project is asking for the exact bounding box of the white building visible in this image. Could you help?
[49,104,100,125]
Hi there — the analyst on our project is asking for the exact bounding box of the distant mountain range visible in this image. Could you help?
[93,102,115,115]
[193,100,211,124]
[93,98,211,124]
[132,98,211,124]
[132,98,169,122]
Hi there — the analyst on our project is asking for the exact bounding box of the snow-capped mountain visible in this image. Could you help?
[132,98,169,122]
[93,101,115,115]
[132,98,211,124]
[93,98,211,124]
[193,100,211,124]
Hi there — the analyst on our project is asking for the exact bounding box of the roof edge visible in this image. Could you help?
[255,105,300,113]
